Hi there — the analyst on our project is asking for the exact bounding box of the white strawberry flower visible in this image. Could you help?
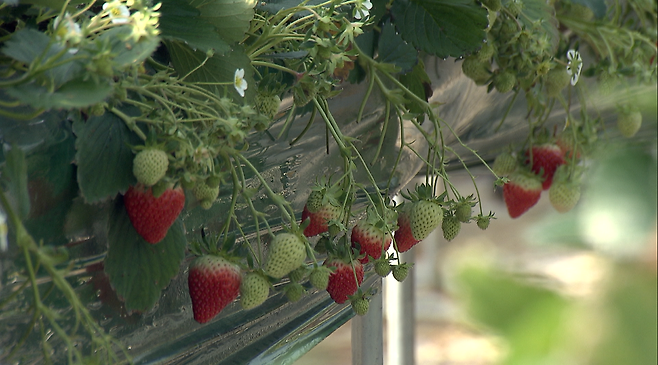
[566,49,583,86]
[354,0,373,20]
[103,1,130,24]
[54,12,82,45]
[234,68,248,97]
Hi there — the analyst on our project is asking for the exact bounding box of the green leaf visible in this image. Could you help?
[568,0,606,18]
[72,111,140,203]
[96,27,160,68]
[166,40,254,99]
[1,28,83,86]
[579,145,657,257]
[159,0,231,54]
[458,265,571,364]
[377,21,417,73]
[504,0,558,50]
[398,60,432,114]
[5,77,112,109]
[2,144,31,220]
[390,0,488,58]
[589,264,658,365]
[105,200,186,312]
[188,0,256,45]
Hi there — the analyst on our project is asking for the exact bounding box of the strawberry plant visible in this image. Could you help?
[0,0,654,361]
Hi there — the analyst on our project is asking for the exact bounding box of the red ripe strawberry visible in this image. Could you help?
[325,258,364,304]
[525,143,566,190]
[394,212,418,252]
[301,189,342,237]
[351,220,392,264]
[188,255,241,324]
[503,171,543,218]
[124,184,185,244]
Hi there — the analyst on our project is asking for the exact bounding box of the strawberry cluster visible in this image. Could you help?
[494,136,583,218]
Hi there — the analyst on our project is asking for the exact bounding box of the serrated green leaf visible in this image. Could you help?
[1,28,83,86]
[159,0,231,54]
[105,200,186,312]
[2,144,30,220]
[5,77,112,109]
[72,111,140,203]
[166,40,254,99]
[391,0,488,58]
[377,21,417,73]
[399,60,431,114]
[96,27,160,68]
[188,0,256,45]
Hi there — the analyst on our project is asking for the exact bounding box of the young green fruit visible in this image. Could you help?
[374,258,392,277]
[285,283,305,302]
[441,214,461,241]
[240,273,270,310]
[493,151,517,176]
[133,149,168,187]
[461,56,490,85]
[351,297,370,316]
[392,263,412,282]
[264,233,307,279]
[545,67,570,97]
[309,266,332,290]
[617,110,642,138]
[549,181,581,213]
[493,70,516,93]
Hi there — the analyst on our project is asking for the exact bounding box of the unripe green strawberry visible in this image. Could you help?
[476,42,495,62]
[133,149,168,187]
[410,200,443,241]
[455,202,473,223]
[288,265,308,283]
[493,151,517,176]
[549,180,581,213]
[461,56,490,85]
[616,110,642,138]
[569,4,594,21]
[476,216,490,230]
[284,282,305,302]
[351,297,369,316]
[89,103,106,116]
[392,263,412,282]
[374,258,392,277]
[506,0,524,17]
[545,67,570,97]
[255,93,281,120]
[442,214,461,241]
[481,0,501,11]
[240,272,270,310]
[193,181,220,210]
[309,266,331,290]
[293,83,317,107]
[264,233,307,279]
[493,70,516,93]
